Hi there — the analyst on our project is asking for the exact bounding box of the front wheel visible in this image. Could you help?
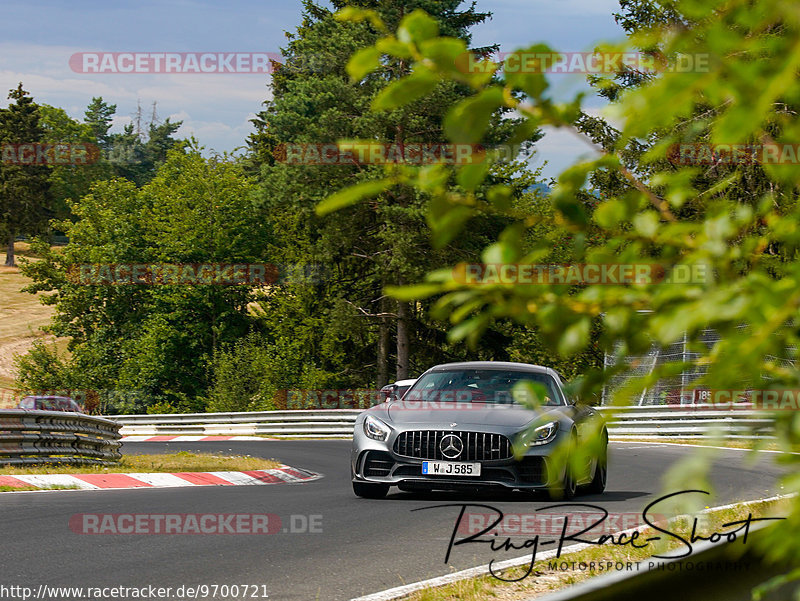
[550,466,576,500]
[353,481,390,499]
[586,441,608,494]
[549,433,577,500]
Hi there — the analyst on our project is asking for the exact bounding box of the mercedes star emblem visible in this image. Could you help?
[440,434,464,459]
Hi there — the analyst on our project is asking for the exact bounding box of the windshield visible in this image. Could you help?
[37,398,81,411]
[404,369,563,406]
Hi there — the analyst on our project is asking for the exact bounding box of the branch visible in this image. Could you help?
[565,125,677,222]
[344,299,398,318]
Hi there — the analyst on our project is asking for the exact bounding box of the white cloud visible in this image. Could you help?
[0,41,273,150]
[531,125,606,181]
[483,0,620,17]
[0,0,625,174]
[170,112,257,154]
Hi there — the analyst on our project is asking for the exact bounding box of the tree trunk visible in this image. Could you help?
[396,298,409,380]
[393,116,410,381]
[4,234,15,267]
[377,297,389,388]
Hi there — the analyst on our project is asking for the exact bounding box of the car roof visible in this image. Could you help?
[393,379,417,386]
[21,396,76,401]
[424,361,554,375]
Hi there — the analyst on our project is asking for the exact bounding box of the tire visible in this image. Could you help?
[353,481,390,499]
[587,434,608,494]
[550,465,577,500]
[549,433,577,501]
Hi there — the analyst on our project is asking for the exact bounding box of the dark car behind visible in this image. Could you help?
[16,396,85,413]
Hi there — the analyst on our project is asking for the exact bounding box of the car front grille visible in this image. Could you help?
[393,430,512,461]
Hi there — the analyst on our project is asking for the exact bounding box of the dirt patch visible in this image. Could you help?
[0,264,61,403]
[0,337,53,381]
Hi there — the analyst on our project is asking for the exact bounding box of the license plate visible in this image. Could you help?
[422,461,481,476]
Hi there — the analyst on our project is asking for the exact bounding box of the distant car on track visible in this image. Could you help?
[16,395,85,413]
[351,362,607,499]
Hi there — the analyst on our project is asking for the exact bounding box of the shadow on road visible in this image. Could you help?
[383,488,653,503]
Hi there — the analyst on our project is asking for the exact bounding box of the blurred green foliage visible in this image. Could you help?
[325,0,800,594]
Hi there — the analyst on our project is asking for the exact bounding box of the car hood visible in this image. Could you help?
[384,401,564,428]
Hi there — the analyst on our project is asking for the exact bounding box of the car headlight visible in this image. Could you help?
[363,415,391,441]
[528,421,558,446]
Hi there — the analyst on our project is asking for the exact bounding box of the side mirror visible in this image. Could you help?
[379,385,394,403]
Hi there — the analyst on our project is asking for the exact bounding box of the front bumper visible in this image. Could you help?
[352,441,562,491]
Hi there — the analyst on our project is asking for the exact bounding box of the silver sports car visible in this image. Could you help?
[351,361,607,499]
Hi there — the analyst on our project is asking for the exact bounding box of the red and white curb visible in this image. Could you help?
[0,464,320,491]
[120,435,274,442]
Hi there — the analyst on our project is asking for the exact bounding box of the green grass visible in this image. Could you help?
[613,437,784,451]
[0,484,80,492]
[0,451,282,476]
[270,436,351,440]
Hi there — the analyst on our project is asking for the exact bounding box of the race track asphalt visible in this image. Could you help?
[0,440,787,601]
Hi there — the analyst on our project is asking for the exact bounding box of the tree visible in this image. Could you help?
[326,1,800,593]
[18,147,270,413]
[0,84,51,266]
[249,0,535,387]
[37,98,183,228]
[107,117,185,187]
[84,97,116,149]
[84,97,186,187]
[39,104,114,223]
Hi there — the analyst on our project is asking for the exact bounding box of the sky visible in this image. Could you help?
[0,0,625,180]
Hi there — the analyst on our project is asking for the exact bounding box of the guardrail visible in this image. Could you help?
[108,404,776,439]
[111,409,362,438]
[0,410,122,466]
[600,403,775,439]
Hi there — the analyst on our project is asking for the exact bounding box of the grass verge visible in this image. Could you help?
[0,242,62,402]
[612,438,783,451]
[0,484,80,492]
[0,451,282,476]
[270,436,351,440]
[400,496,788,601]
